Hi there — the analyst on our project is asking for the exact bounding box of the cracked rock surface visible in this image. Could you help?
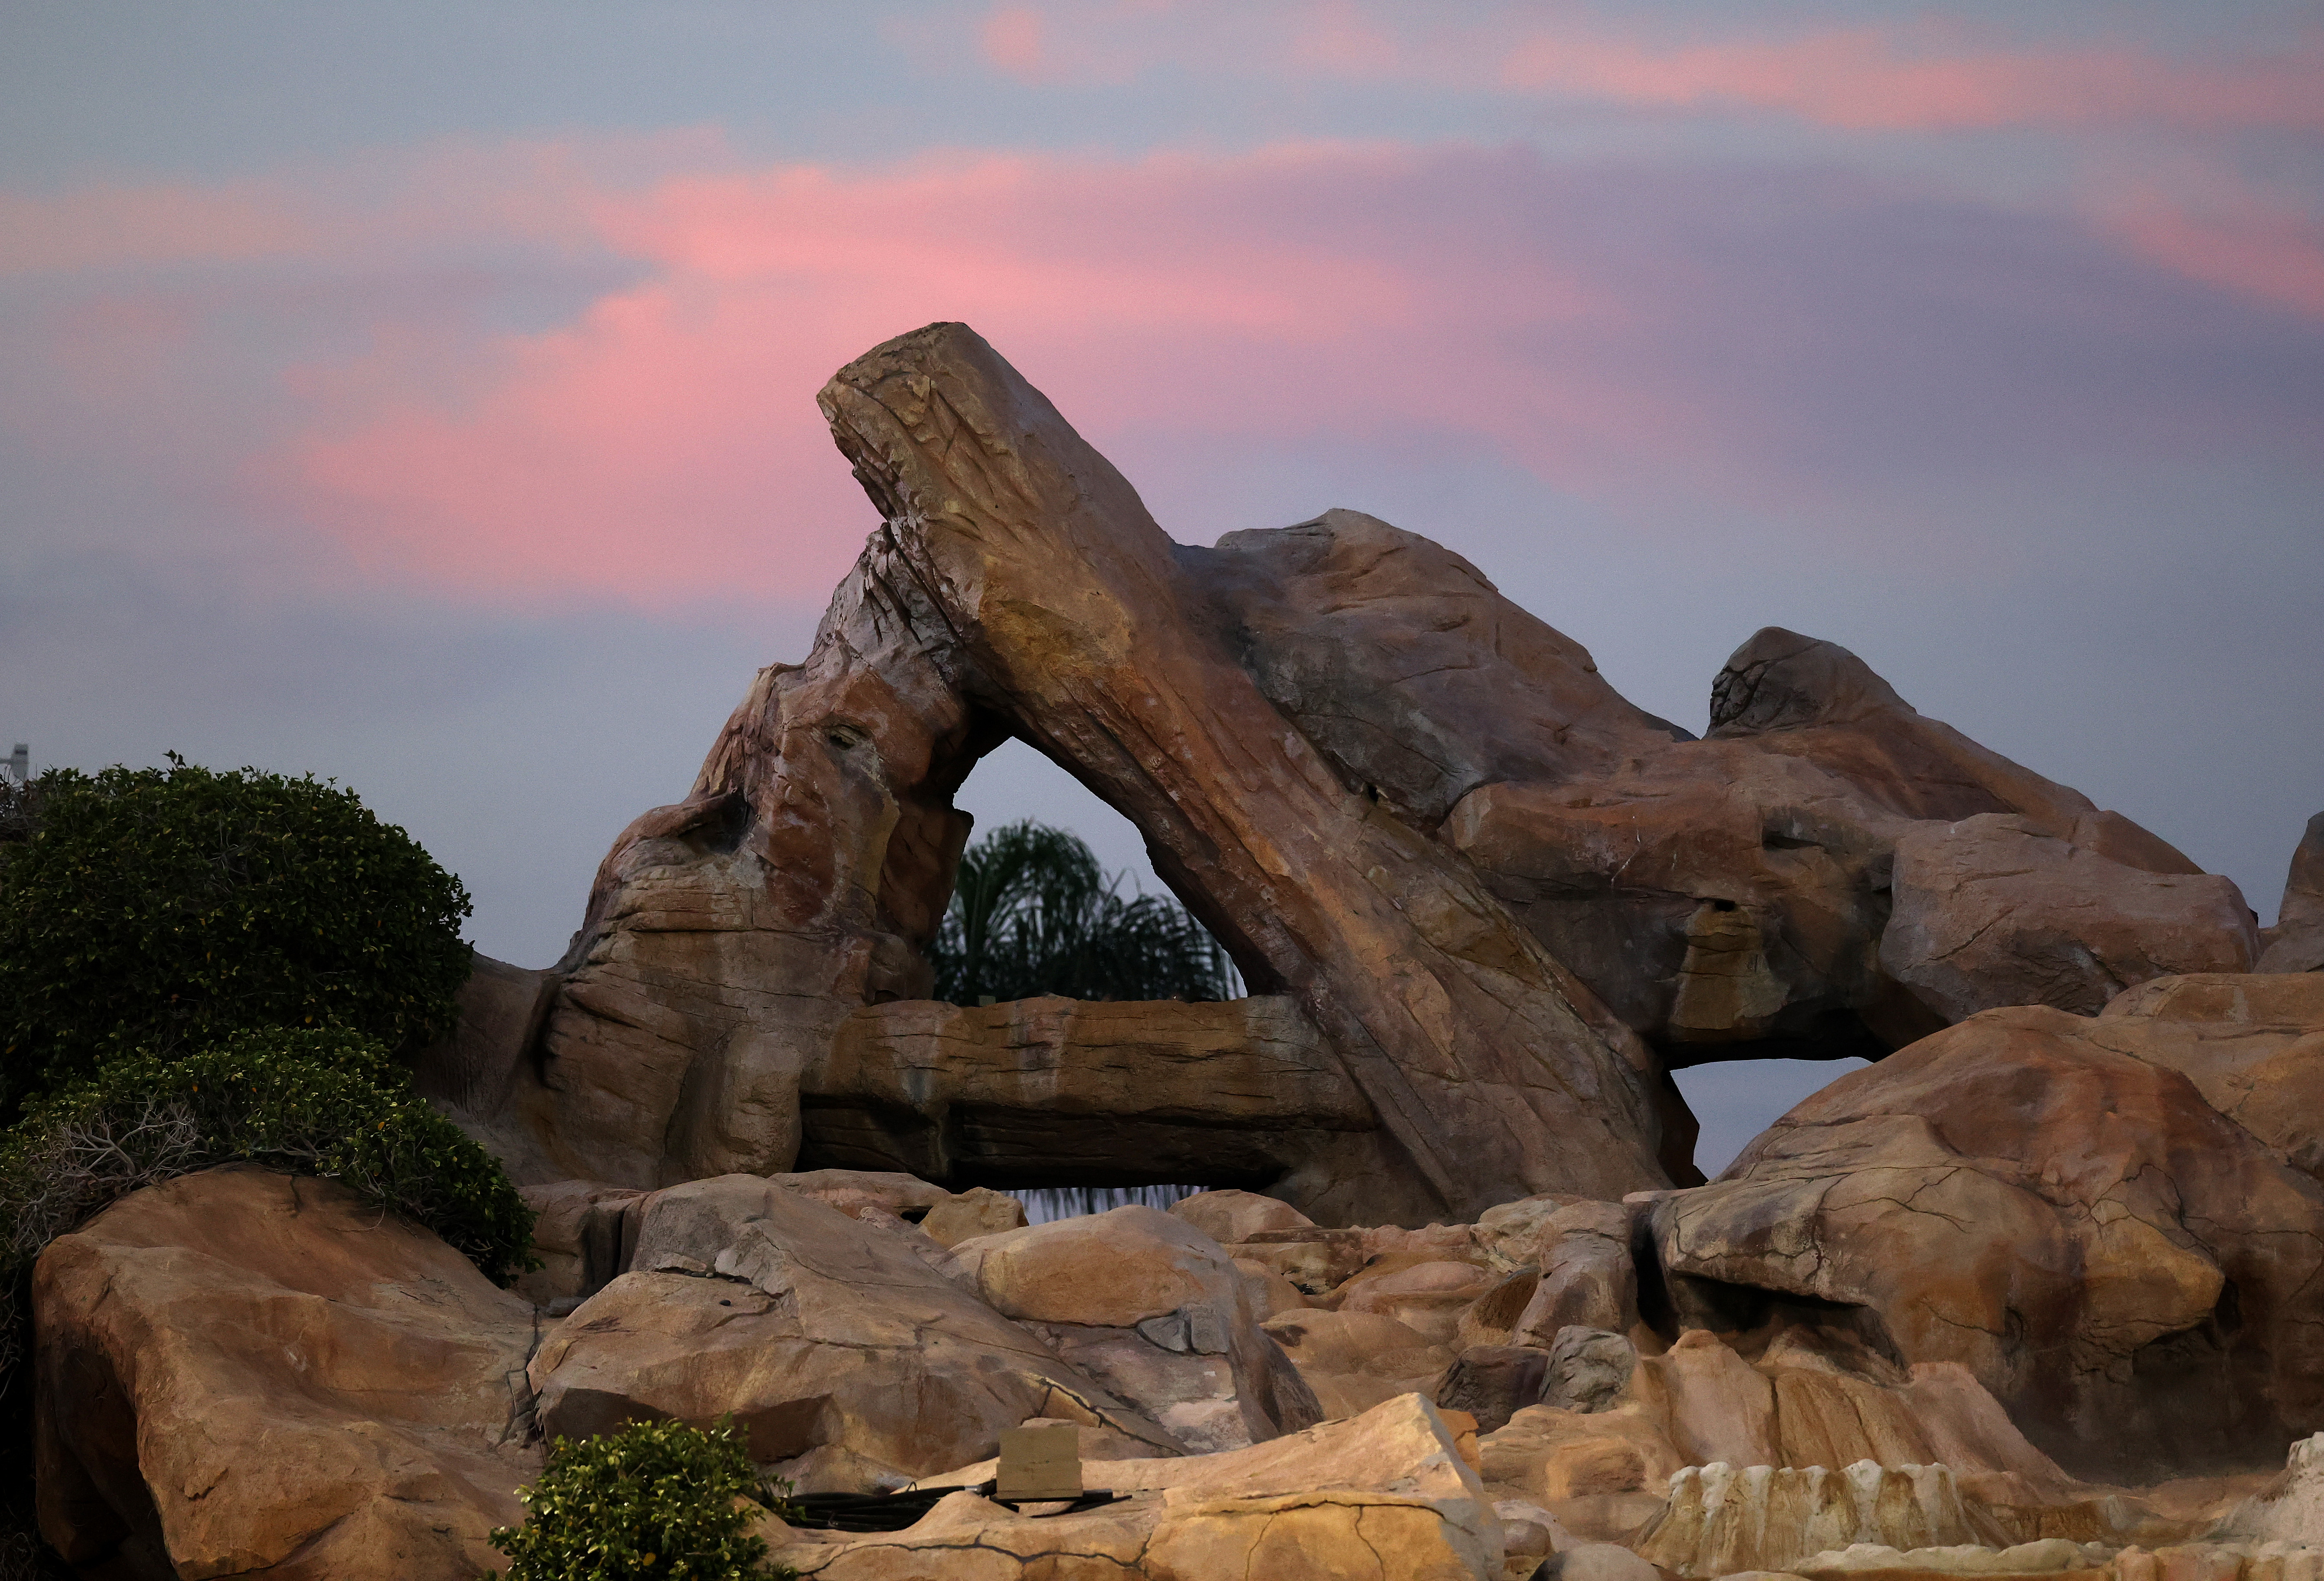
[1649,1007,2324,1482]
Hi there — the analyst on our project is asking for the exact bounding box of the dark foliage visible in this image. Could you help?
[928,820,1236,1006]
[0,758,473,1113]
[491,1415,797,1581]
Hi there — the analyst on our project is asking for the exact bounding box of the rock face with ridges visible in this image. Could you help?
[1637,1461,1995,1579]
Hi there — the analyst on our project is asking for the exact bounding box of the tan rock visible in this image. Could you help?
[1881,816,2258,1023]
[1172,1187,1316,1246]
[1477,1400,1685,1539]
[1629,1329,1780,1468]
[1233,1257,1313,1321]
[528,1174,1175,1474]
[1456,1265,1543,1349]
[919,1185,1027,1247]
[33,1168,537,1581]
[2214,1432,2324,1545]
[1511,1200,1639,1346]
[512,1177,644,1308]
[2257,813,2324,973]
[2086,973,2324,1185]
[1650,1011,2324,1481]
[1474,1193,1596,1269]
[950,1205,1320,1451]
[1228,1228,1367,1295]
[1339,1258,1502,1346]
[1262,1308,1455,1423]
[1638,1461,1999,1579]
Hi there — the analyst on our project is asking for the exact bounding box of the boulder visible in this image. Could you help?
[1475,1400,1686,1539]
[1444,626,2211,1066]
[33,1168,538,1581]
[1650,1010,2324,1480]
[466,323,1675,1224]
[527,1175,1176,1477]
[1435,1345,1549,1435]
[946,1205,1321,1451]
[1510,1200,1639,1346]
[1541,1327,1639,1413]
[2258,813,2324,974]
[2086,973,2324,1185]
[1455,1265,1543,1349]
[1881,815,2258,1024]
[1474,1192,1595,1269]
[1637,1461,1998,1580]
[1172,1187,1315,1246]
[1261,1308,1455,1422]
[1337,1257,1502,1347]
[920,1185,1028,1247]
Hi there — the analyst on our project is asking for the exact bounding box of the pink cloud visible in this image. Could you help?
[1497,26,2324,132]
[2102,201,2324,321]
[10,137,2313,616]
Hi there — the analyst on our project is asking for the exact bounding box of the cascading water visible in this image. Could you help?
[1018,1184,1203,1224]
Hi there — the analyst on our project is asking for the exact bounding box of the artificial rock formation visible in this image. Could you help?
[1637,1461,1994,1579]
[415,321,2269,1216]
[2259,814,2324,974]
[527,1175,1179,1479]
[33,1168,540,1581]
[1650,1008,2324,1482]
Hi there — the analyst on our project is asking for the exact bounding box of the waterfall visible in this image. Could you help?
[1017,1183,1203,1225]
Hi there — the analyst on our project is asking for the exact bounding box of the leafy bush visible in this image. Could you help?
[929,820,1236,1006]
[492,1416,795,1581]
[0,758,473,1113]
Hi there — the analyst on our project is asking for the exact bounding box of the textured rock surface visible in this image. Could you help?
[1511,1200,1640,1346]
[2259,814,2324,974]
[2089,973,2324,1185]
[528,1175,1175,1476]
[1638,1461,1995,1579]
[1882,816,2258,1024]
[2215,1432,2324,1545]
[33,1168,538,1581]
[1262,1308,1455,1423]
[1651,1012,2324,1480]
[778,1394,1502,1580]
[1444,626,2220,1069]
[1172,1187,1315,1246]
[945,1205,1321,1452]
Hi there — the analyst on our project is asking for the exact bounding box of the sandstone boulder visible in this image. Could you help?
[1172,1187,1315,1246]
[1881,815,2258,1024]
[946,1204,1321,1451]
[1651,1011,2324,1480]
[34,1168,538,1581]
[1338,1257,1503,1347]
[528,1174,1175,1479]
[2087,973,2324,1185]
[920,1185,1028,1247]
[2258,813,2324,974]
[1476,1400,1686,1539]
[1262,1308,1455,1422]
[1510,1200,1639,1346]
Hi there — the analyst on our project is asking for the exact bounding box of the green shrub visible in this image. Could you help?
[0,758,473,1113]
[492,1416,795,1581]
[0,1027,533,1298]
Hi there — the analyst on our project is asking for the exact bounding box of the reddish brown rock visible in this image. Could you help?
[33,1168,537,1581]
[2259,813,2324,974]
[2087,973,2324,1185]
[1881,815,2258,1024]
[1648,1010,2324,1480]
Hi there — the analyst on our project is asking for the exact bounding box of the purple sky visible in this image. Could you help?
[5,2,2319,1170]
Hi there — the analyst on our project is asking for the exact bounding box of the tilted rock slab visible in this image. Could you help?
[1638,1460,1996,1580]
[528,1174,1178,1478]
[2259,813,2324,974]
[473,322,1671,1223]
[34,1167,539,1581]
